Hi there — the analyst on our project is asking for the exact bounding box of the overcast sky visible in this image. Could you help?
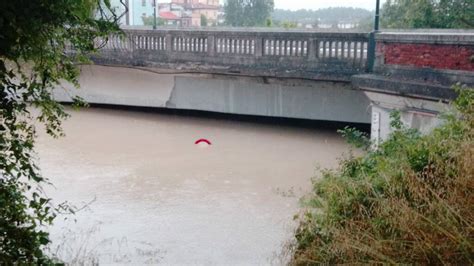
[273,0,386,11]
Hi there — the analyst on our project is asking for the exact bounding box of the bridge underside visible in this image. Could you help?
[55,65,371,124]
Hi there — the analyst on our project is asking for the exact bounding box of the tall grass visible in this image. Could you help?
[291,88,474,265]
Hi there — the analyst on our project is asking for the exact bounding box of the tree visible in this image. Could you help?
[271,7,372,28]
[201,14,209,27]
[0,0,121,263]
[381,0,474,29]
[224,0,274,27]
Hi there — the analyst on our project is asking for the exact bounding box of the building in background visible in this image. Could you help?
[111,0,220,27]
[169,0,220,26]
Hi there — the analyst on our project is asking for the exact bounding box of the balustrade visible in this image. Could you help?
[94,29,371,74]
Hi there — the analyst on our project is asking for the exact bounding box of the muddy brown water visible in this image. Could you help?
[36,107,350,265]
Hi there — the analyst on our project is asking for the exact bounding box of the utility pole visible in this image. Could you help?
[153,0,157,29]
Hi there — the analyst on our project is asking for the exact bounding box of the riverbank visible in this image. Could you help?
[291,88,474,264]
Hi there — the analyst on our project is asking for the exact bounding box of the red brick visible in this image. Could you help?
[379,43,474,71]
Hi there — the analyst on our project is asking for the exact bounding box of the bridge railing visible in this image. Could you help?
[95,29,371,79]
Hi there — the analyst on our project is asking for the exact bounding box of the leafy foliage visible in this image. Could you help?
[291,87,474,264]
[0,0,121,263]
[224,0,274,27]
[382,0,474,29]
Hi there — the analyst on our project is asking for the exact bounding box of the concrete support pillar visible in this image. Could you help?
[366,92,446,148]
[255,37,263,57]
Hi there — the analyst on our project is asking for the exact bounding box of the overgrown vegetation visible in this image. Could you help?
[291,87,474,264]
[0,0,121,263]
[382,0,474,29]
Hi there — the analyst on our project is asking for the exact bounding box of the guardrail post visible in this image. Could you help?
[208,35,215,56]
[166,33,173,52]
[308,38,318,60]
[255,37,263,57]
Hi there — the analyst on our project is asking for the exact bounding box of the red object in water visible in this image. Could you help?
[195,138,212,145]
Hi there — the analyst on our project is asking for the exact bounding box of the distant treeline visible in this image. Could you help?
[271,7,373,26]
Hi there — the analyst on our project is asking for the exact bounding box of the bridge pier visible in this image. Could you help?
[364,92,446,146]
[355,30,473,146]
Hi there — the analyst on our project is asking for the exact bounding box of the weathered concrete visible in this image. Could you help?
[90,28,371,82]
[55,65,371,124]
[365,91,447,145]
[357,30,474,144]
[167,75,370,123]
[68,29,474,146]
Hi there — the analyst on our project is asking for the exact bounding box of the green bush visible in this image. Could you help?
[291,88,474,265]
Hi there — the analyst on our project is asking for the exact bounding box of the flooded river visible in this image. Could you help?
[36,107,350,265]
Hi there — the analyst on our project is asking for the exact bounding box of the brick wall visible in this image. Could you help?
[378,43,474,71]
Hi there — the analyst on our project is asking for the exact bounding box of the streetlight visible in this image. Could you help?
[374,0,381,31]
[153,0,157,29]
[367,0,381,72]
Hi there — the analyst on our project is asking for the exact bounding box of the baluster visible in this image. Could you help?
[292,40,296,56]
[269,40,273,55]
[280,40,284,56]
[288,40,295,56]
[321,41,327,58]
[360,42,366,67]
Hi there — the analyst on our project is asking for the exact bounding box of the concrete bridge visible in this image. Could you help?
[58,28,474,143]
